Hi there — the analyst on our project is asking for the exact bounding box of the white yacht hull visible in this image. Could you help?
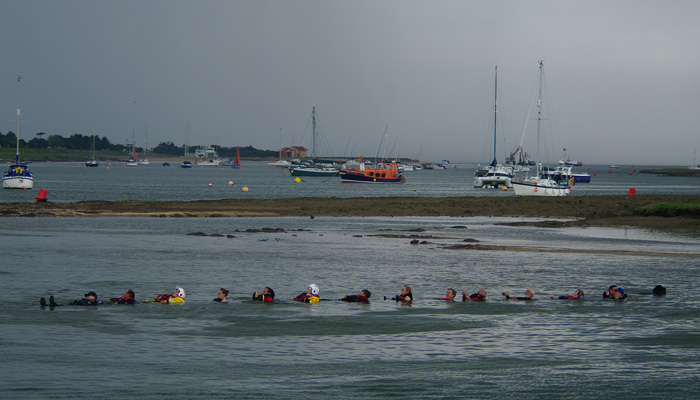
[512,178,570,196]
[3,176,34,189]
[474,176,512,188]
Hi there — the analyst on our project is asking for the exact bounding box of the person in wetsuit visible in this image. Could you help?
[440,288,457,301]
[341,289,372,303]
[603,285,627,299]
[41,291,102,307]
[154,287,186,304]
[462,289,487,301]
[502,289,534,301]
[294,284,320,303]
[388,285,413,303]
[213,288,229,303]
[552,288,584,300]
[652,285,667,296]
[253,287,275,303]
[110,290,136,304]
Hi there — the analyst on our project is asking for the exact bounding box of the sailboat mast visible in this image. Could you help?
[15,75,21,164]
[144,124,148,159]
[536,60,544,177]
[185,122,189,157]
[492,66,498,166]
[311,106,318,160]
[92,121,96,158]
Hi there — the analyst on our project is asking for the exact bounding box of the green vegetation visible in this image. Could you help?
[634,200,700,217]
[0,130,278,161]
[0,147,127,162]
[640,168,700,177]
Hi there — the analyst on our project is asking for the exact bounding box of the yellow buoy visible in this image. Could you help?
[227,181,234,186]
[502,186,508,191]
[242,186,249,192]
[294,177,302,183]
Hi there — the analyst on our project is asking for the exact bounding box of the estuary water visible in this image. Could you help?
[0,161,699,203]
[1,162,700,399]
[2,214,700,399]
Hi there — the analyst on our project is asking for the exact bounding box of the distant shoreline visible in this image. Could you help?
[2,195,698,235]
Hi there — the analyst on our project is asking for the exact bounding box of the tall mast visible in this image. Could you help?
[536,60,544,177]
[15,75,21,164]
[185,122,189,157]
[311,106,318,160]
[491,65,498,166]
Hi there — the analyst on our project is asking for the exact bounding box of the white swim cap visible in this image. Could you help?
[175,287,186,298]
[307,284,319,295]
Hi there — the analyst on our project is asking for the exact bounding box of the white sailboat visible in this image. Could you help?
[3,75,34,189]
[512,61,571,196]
[139,124,150,165]
[474,66,513,189]
[689,149,700,170]
[85,122,99,167]
[126,130,138,166]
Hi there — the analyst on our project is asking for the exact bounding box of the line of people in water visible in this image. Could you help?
[39,284,667,307]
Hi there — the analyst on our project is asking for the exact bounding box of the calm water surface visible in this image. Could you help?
[2,215,700,399]
[1,161,699,203]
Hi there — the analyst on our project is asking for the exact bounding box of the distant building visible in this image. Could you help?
[280,146,307,158]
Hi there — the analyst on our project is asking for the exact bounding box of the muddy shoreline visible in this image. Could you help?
[2,195,698,235]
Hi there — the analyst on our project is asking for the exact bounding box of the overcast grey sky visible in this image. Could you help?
[3,0,699,165]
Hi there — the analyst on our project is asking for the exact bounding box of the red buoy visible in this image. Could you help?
[35,189,48,202]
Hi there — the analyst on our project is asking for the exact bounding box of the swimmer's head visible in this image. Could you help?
[307,284,319,295]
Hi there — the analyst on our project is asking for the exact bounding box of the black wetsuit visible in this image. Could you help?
[69,298,101,306]
[341,294,369,303]
[504,295,533,301]
[110,297,135,304]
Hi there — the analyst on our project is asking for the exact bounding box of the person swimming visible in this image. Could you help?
[551,289,584,300]
[110,290,136,304]
[154,287,186,304]
[253,287,275,303]
[502,289,534,301]
[652,285,667,296]
[462,289,487,301]
[389,285,413,303]
[40,291,102,307]
[341,289,372,303]
[294,284,320,303]
[213,288,229,303]
[603,285,626,299]
[440,288,457,301]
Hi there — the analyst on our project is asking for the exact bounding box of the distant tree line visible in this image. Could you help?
[0,131,278,158]
[0,131,124,152]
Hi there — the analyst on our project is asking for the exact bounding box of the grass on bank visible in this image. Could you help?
[640,168,700,177]
[635,200,700,217]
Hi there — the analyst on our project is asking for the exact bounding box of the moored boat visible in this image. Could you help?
[290,165,339,177]
[340,158,405,183]
[231,146,242,169]
[3,76,34,189]
[474,66,513,189]
[511,61,571,197]
[268,159,292,167]
[542,163,591,183]
[85,123,99,167]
